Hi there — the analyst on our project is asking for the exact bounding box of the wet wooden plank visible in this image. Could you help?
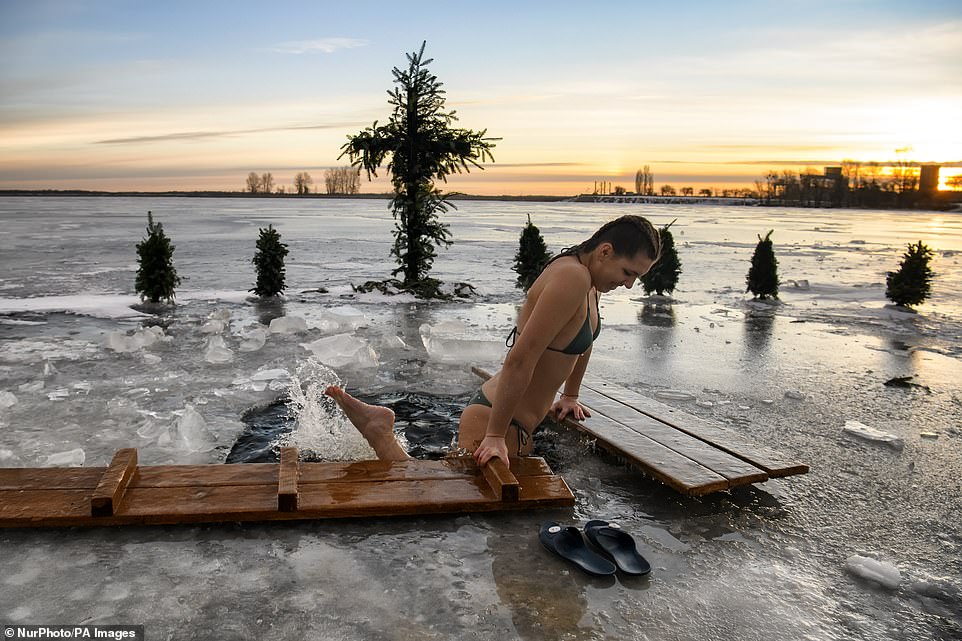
[134,464,278,487]
[278,447,298,512]
[0,455,573,528]
[90,448,138,517]
[0,467,105,490]
[584,379,809,477]
[0,489,92,521]
[554,411,730,495]
[576,388,768,486]
[0,474,573,528]
[481,457,520,502]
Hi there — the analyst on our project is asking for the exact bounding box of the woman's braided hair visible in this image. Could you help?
[551,215,662,266]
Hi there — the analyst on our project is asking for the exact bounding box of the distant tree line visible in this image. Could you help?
[323,166,360,195]
[597,159,961,206]
[243,166,361,195]
[758,161,922,209]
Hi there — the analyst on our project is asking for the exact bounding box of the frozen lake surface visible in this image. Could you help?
[1,196,961,640]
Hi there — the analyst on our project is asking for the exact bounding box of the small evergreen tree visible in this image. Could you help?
[341,42,497,296]
[513,214,551,291]
[250,224,290,297]
[886,241,934,308]
[746,230,779,299]
[135,211,180,303]
[641,219,682,296]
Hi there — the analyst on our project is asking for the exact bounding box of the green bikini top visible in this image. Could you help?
[506,291,601,356]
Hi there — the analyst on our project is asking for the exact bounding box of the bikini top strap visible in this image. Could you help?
[505,325,518,348]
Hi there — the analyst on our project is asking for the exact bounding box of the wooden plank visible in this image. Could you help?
[554,412,730,495]
[0,455,573,528]
[134,464,278,487]
[584,379,809,477]
[278,447,298,512]
[0,475,574,528]
[0,467,105,490]
[481,457,520,502]
[0,489,92,521]
[90,448,138,517]
[576,388,768,486]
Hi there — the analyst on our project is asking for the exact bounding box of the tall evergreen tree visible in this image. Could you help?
[250,224,290,297]
[886,241,934,308]
[135,211,180,304]
[513,214,551,291]
[641,219,681,295]
[341,42,497,296]
[746,230,779,299]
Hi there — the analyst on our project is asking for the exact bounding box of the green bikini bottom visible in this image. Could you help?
[466,387,534,453]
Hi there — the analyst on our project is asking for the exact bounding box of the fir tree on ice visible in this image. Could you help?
[340,41,497,299]
[641,219,682,296]
[513,214,551,292]
[746,230,778,300]
[250,224,290,298]
[135,211,181,304]
[885,240,934,309]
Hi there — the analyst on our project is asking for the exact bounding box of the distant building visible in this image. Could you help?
[919,165,941,194]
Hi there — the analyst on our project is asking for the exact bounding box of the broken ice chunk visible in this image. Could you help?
[845,555,902,589]
[251,368,290,382]
[270,316,308,334]
[105,325,169,353]
[201,319,227,334]
[169,405,215,452]
[45,448,86,467]
[238,326,268,352]
[18,380,44,393]
[419,321,504,364]
[301,333,378,368]
[0,391,17,409]
[842,420,904,450]
[315,306,367,333]
[204,335,234,364]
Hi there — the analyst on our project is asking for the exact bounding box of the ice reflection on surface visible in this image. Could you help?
[0,198,961,640]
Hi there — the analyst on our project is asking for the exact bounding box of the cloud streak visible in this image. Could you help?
[267,38,368,54]
[95,122,368,145]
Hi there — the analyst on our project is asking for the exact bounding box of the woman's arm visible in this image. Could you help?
[553,345,593,421]
[474,266,590,466]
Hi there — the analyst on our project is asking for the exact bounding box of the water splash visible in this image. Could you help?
[276,358,377,461]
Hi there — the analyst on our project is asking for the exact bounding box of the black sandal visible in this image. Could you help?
[539,522,616,576]
[584,520,651,576]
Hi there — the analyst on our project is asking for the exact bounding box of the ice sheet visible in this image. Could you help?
[1,198,960,641]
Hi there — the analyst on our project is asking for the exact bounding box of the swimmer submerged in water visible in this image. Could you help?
[325,214,662,468]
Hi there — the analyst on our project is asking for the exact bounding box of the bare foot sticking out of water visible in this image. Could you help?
[324,385,410,461]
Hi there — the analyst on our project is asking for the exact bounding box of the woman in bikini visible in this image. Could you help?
[325,214,662,468]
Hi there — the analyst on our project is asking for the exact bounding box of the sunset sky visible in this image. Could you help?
[1,0,960,195]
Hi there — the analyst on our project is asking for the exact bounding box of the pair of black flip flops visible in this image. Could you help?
[539,520,651,576]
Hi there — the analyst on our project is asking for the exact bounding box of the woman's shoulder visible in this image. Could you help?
[542,255,591,286]
[535,256,591,300]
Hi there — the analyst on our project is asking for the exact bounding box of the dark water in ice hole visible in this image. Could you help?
[227,391,569,466]
[226,391,562,464]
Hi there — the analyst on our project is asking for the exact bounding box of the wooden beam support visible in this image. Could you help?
[481,457,520,502]
[90,448,138,517]
[278,447,299,512]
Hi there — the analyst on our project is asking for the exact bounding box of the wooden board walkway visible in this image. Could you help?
[473,368,808,496]
[0,447,574,528]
